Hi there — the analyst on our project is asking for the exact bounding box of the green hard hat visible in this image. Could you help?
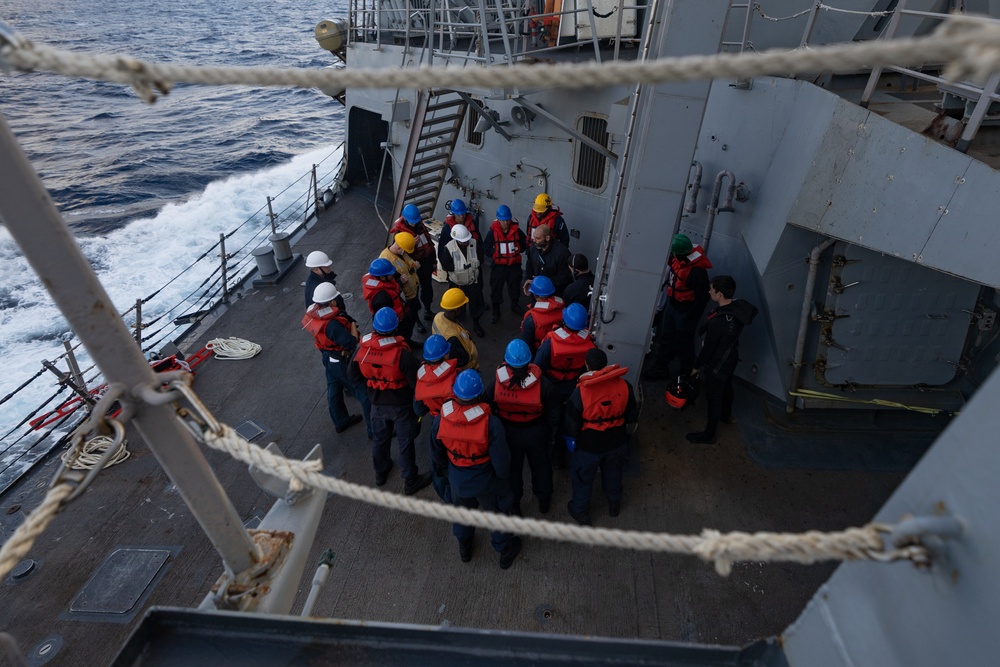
[671,234,693,255]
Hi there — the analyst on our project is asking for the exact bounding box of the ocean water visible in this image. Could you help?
[0,0,349,482]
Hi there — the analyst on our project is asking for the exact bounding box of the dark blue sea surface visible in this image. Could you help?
[0,0,350,479]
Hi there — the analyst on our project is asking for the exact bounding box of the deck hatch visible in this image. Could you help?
[70,548,170,615]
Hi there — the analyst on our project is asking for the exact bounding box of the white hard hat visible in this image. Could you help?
[306,250,333,268]
[313,282,341,304]
[451,224,472,243]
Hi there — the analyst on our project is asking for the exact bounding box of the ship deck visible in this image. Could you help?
[0,183,920,665]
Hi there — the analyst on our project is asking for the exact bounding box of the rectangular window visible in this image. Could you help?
[574,115,609,189]
[465,98,484,147]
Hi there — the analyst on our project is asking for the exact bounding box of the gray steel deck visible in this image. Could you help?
[0,184,909,664]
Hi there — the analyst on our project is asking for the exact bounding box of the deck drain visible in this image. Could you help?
[534,603,556,625]
[235,420,266,442]
[28,634,62,666]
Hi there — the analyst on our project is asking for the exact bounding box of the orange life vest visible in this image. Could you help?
[301,304,355,353]
[527,207,561,235]
[390,217,434,260]
[545,327,596,382]
[444,213,482,244]
[523,297,564,347]
[493,364,544,423]
[437,400,491,467]
[361,273,405,320]
[578,365,629,431]
[489,220,524,266]
[666,246,713,302]
[356,333,409,390]
[415,359,458,417]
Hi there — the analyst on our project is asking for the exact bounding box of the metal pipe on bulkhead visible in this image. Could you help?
[786,237,837,413]
[682,161,702,215]
[0,112,261,577]
[701,169,735,254]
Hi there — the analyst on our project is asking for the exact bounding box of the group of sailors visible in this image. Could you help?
[300,194,631,569]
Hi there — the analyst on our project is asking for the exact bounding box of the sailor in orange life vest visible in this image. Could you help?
[642,233,712,380]
[522,224,573,297]
[302,283,372,438]
[361,258,406,323]
[304,250,346,312]
[564,349,638,526]
[520,276,564,354]
[534,302,597,401]
[429,369,523,569]
[442,198,484,248]
[686,275,757,444]
[432,288,478,371]
[390,204,438,322]
[413,334,459,503]
[527,193,570,248]
[481,339,560,517]
[437,223,486,338]
[347,307,433,495]
[482,204,528,323]
[379,231,427,342]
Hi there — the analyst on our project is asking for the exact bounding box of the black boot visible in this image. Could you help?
[473,319,485,337]
[490,304,501,324]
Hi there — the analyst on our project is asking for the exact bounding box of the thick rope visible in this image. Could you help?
[203,424,922,575]
[0,484,73,581]
[206,337,262,360]
[1,17,1000,103]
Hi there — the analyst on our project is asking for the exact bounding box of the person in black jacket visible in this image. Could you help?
[522,224,572,297]
[686,275,757,444]
[562,253,595,309]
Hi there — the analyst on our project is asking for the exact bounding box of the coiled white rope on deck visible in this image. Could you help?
[1,17,1000,102]
[59,435,130,470]
[206,337,262,360]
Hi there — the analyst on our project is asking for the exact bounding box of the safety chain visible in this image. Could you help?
[1,17,1000,102]
[0,386,131,581]
[168,380,932,576]
[754,2,893,23]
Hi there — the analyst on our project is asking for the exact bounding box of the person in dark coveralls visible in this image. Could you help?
[482,338,560,516]
[437,223,486,337]
[564,349,638,525]
[522,224,572,297]
[482,204,527,323]
[348,307,433,495]
[526,193,570,248]
[302,283,371,438]
[643,233,712,379]
[413,334,459,502]
[520,276,564,354]
[687,275,757,444]
[562,253,595,309]
[389,204,438,322]
[430,370,523,569]
[304,250,347,313]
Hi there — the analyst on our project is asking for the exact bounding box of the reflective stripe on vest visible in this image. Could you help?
[446,239,480,286]
[361,273,405,320]
[545,327,595,382]
[357,333,408,390]
[415,359,458,417]
[578,365,629,431]
[301,305,353,353]
[493,364,544,423]
[438,400,491,466]
[490,221,523,266]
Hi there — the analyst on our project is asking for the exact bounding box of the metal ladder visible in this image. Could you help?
[391,89,469,221]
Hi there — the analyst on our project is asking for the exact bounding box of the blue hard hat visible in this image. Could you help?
[372,307,399,334]
[368,258,394,277]
[496,204,512,221]
[449,198,468,215]
[423,334,449,363]
[529,275,555,297]
[563,303,588,331]
[504,339,532,368]
[453,369,484,401]
[402,204,421,224]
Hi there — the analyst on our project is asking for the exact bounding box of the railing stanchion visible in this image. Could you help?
[220,233,230,305]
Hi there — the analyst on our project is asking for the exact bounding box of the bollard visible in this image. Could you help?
[269,232,292,262]
[252,246,278,277]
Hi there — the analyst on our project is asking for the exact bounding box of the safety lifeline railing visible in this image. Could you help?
[0,143,347,498]
[349,0,644,66]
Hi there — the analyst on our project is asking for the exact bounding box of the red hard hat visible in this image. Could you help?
[665,382,688,409]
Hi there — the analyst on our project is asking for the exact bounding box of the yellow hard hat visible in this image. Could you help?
[440,287,470,310]
[533,193,552,213]
[393,231,416,254]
